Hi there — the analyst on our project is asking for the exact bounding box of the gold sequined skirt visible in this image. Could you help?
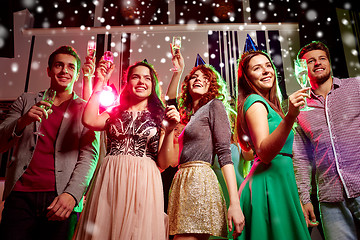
[168,161,228,238]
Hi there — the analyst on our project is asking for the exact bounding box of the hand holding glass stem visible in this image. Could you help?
[83,40,97,78]
[294,59,313,111]
[34,88,56,136]
[170,36,182,72]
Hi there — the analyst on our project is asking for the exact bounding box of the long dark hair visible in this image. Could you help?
[112,61,165,127]
[178,64,232,124]
[236,51,283,150]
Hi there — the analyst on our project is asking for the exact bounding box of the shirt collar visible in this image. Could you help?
[332,77,341,89]
[310,77,340,98]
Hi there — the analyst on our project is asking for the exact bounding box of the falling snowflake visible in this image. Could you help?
[341,19,349,26]
[316,31,323,38]
[256,10,267,21]
[57,11,65,19]
[47,39,54,46]
[22,0,36,8]
[306,10,317,22]
[36,6,44,13]
[343,2,352,10]
[343,32,356,46]
[11,63,19,73]
[31,61,40,70]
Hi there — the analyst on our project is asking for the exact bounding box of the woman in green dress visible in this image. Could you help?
[236,50,311,240]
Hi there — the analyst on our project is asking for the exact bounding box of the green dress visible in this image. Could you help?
[237,94,310,240]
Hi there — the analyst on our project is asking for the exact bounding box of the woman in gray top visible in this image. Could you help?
[167,63,245,240]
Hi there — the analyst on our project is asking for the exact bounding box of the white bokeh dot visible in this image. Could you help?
[36,6,43,13]
[31,61,40,70]
[256,10,267,21]
[47,39,54,46]
[11,63,19,73]
[306,10,318,22]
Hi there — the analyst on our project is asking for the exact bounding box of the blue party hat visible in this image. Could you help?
[243,34,259,53]
[142,59,148,63]
[195,54,206,67]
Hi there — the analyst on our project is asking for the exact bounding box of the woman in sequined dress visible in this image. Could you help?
[74,60,179,240]
[167,63,245,240]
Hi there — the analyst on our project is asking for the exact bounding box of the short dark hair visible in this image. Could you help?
[297,41,330,61]
[48,46,81,73]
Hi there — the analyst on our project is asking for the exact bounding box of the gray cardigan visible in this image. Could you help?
[179,99,233,167]
[0,91,99,212]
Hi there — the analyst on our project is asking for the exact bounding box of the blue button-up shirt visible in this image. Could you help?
[293,77,360,203]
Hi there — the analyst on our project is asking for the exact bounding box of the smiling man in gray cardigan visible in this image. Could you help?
[0,46,99,240]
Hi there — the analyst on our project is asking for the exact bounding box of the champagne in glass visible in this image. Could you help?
[294,59,313,111]
[104,51,114,63]
[103,51,114,73]
[170,36,182,72]
[87,40,96,59]
[34,88,56,136]
[172,36,182,52]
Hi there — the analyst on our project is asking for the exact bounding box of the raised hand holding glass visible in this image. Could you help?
[87,40,96,59]
[170,36,182,72]
[294,59,313,111]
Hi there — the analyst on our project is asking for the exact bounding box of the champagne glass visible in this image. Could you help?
[103,51,114,73]
[87,40,96,59]
[84,41,97,78]
[104,51,114,63]
[172,36,182,52]
[294,59,314,111]
[34,88,56,136]
[170,36,182,72]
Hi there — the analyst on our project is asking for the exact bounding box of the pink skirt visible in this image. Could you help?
[74,154,168,240]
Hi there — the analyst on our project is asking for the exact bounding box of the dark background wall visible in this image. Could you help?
[1,0,360,79]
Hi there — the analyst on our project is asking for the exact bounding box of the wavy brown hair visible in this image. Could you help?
[236,51,284,151]
[178,64,230,124]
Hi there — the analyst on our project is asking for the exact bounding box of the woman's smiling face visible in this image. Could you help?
[246,54,275,96]
[188,70,210,100]
[127,65,153,100]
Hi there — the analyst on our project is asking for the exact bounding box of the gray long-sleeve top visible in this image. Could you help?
[178,99,233,168]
